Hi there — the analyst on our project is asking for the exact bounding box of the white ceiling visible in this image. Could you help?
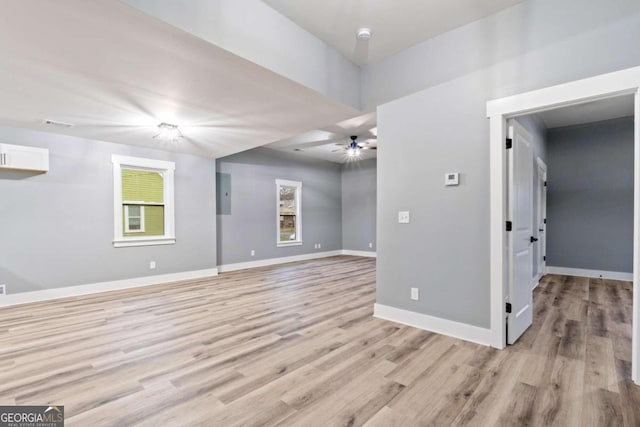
[535,96,635,129]
[263,0,523,65]
[267,112,377,163]
[0,1,359,159]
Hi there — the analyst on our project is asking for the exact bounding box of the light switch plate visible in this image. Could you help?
[411,287,419,301]
[445,172,460,186]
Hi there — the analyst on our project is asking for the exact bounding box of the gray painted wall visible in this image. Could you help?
[216,148,343,266]
[342,159,376,252]
[0,127,217,295]
[546,117,634,273]
[375,0,640,328]
[363,0,640,109]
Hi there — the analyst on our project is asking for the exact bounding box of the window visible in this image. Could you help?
[276,179,302,246]
[124,205,145,233]
[112,155,175,247]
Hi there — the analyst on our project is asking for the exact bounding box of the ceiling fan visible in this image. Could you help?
[332,135,377,157]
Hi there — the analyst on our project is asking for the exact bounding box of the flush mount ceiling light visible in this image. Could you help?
[153,122,183,142]
[356,28,372,41]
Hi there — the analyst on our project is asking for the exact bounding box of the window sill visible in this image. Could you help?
[113,237,176,248]
[277,241,303,248]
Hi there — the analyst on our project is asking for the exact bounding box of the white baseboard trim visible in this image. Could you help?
[2,250,378,307]
[0,268,219,308]
[546,266,633,281]
[342,250,377,258]
[218,250,344,273]
[374,303,492,346]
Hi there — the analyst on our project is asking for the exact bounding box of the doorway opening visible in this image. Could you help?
[487,66,640,385]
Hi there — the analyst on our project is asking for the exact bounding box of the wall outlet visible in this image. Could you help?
[398,211,410,224]
[0,284,5,296]
[318,243,321,249]
[149,261,156,270]
[410,287,419,301]
[251,250,255,257]
[369,242,373,248]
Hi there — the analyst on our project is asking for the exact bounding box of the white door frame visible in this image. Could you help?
[487,65,640,385]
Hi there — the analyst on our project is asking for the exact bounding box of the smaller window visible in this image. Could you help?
[276,179,302,247]
[124,205,145,233]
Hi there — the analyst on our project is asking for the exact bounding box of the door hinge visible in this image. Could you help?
[506,302,512,314]
[506,221,512,232]
[543,256,546,261]
[506,138,513,150]
[544,181,547,187]
[543,218,547,224]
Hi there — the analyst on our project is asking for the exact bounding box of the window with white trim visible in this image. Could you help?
[276,179,302,247]
[112,155,175,247]
[124,205,145,233]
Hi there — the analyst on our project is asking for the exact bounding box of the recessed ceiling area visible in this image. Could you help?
[533,95,635,129]
[0,1,360,159]
[267,112,377,163]
[263,0,523,65]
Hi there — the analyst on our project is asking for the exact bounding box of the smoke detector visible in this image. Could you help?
[356,28,372,41]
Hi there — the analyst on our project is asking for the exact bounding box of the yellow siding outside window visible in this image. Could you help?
[122,169,165,237]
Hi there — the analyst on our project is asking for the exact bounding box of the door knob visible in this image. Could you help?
[530,236,539,243]
[539,229,544,232]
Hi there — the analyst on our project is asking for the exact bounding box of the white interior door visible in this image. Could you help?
[536,160,547,283]
[507,119,534,345]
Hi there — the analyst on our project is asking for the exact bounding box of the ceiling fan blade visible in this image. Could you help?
[361,146,377,150]
[331,149,345,152]
[294,136,347,148]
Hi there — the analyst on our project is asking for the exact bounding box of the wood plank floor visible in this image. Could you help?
[0,256,638,426]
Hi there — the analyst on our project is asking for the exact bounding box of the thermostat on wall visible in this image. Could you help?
[445,172,460,186]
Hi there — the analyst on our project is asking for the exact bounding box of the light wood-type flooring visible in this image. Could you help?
[0,256,638,426]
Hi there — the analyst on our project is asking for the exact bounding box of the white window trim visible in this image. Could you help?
[112,155,175,248]
[276,179,302,247]
[124,205,145,233]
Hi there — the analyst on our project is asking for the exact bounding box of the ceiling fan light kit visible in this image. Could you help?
[347,146,361,157]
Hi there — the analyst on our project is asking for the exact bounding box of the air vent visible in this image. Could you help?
[44,119,74,128]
